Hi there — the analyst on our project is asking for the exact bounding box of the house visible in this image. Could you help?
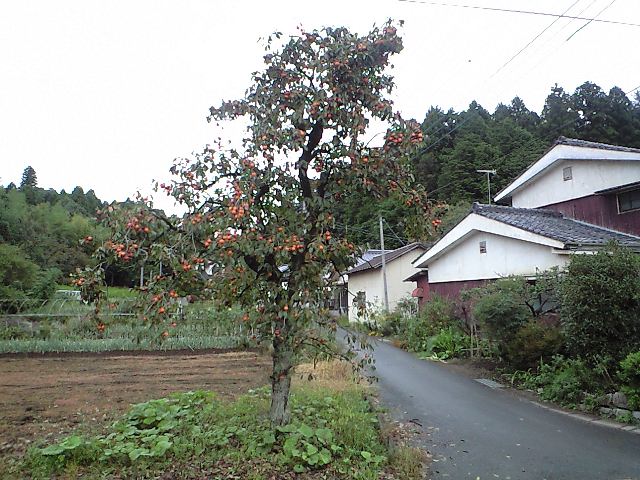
[410,204,640,302]
[346,242,428,321]
[494,137,640,234]
[410,137,640,303]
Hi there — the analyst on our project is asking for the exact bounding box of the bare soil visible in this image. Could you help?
[0,350,271,459]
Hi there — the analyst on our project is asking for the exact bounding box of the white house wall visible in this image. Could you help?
[512,160,640,208]
[428,231,570,284]
[348,268,383,322]
[347,249,424,321]
[495,144,640,203]
[414,213,564,267]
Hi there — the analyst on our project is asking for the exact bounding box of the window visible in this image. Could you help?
[479,240,487,254]
[563,166,573,181]
[618,189,640,213]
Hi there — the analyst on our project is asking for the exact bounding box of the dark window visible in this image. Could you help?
[563,166,573,181]
[618,189,640,213]
[479,240,487,254]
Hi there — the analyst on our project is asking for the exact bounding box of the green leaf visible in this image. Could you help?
[306,443,318,455]
[129,448,149,461]
[298,424,313,438]
[360,450,372,461]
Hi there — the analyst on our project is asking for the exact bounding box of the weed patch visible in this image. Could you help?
[19,363,397,479]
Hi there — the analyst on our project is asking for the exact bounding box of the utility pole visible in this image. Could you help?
[477,169,497,204]
[379,215,389,312]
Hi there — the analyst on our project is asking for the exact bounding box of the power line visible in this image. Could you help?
[397,0,640,27]
[505,0,600,86]
[383,219,408,246]
[566,0,617,41]
[627,84,640,95]
[490,0,581,79]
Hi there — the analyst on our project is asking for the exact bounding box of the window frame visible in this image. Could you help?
[617,189,640,214]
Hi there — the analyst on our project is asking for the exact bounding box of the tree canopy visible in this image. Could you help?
[83,21,432,426]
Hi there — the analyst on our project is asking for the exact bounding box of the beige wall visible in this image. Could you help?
[347,248,425,321]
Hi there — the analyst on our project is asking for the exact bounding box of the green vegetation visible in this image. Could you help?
[0,303,248,353]
[560,244,640,365]
[518,356,602,408]
[19,382,401,479]
[619,351,640,410]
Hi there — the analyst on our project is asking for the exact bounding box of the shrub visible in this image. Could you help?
[29,268,62,301]
[526,356,600,407]
[505,321,563,370]
[472,279,530,354]
[405,295,455,351]
[375,311,404,337]
[619,351,640,410]
[422,326,468,360]
[560,244,640,363]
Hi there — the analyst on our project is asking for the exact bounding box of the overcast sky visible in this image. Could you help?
[1,0,639,213]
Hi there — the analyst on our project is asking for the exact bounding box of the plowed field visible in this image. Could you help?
[0,349,270,459]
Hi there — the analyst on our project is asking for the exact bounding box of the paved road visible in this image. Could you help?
[361,336,640,480]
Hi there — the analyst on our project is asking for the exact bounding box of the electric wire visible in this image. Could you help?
[565,0,617,41]
[490,0,581,79]
[397,0,640,27]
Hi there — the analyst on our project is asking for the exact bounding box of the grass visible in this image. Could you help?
[13,361,423,479]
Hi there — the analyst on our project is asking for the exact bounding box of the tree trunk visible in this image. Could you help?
[270,336,293,426]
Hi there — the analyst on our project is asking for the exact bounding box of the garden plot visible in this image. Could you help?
[0,350,270,460]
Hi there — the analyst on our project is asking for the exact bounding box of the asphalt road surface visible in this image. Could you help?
[360,336,640,480]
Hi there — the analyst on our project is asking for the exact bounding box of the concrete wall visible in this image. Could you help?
[427,231,570,284]
[347,248,425,321]
[512,160,640,208]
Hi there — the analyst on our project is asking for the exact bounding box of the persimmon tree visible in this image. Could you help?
[83,21,434,426]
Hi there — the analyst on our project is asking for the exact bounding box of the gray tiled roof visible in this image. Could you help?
[472,203,640,248]
[348,242,429,274]
[555,136,640,154]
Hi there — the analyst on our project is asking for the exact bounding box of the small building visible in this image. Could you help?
[346,242,428,321]
[411,203,640,302]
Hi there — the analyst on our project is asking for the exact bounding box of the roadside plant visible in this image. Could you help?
[504,321,563,370]
[471,279,530,355]
[405,294,456,351]
[619,351,640,410]
[80,21,434,426]
[560,243,640,364]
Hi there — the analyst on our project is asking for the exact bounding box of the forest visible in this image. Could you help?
[2,80,640,302]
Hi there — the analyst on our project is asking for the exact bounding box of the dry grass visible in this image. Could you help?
[388,445,428,480]
[293,360,366,392]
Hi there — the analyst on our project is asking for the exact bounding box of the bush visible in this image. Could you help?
[472,279,530,354]
[421,326,468,360]
[505,321,563,370]
[525,356,600,407]
[405,295,456,351]
[560,244,640,363]
[619,351,640,410]
[29,268,62,301]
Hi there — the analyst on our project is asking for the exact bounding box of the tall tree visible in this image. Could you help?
[83,22,432,426]
[20,166,38,189]
[539,84,580,141]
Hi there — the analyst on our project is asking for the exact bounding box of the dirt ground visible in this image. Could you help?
[0,349,271,460]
